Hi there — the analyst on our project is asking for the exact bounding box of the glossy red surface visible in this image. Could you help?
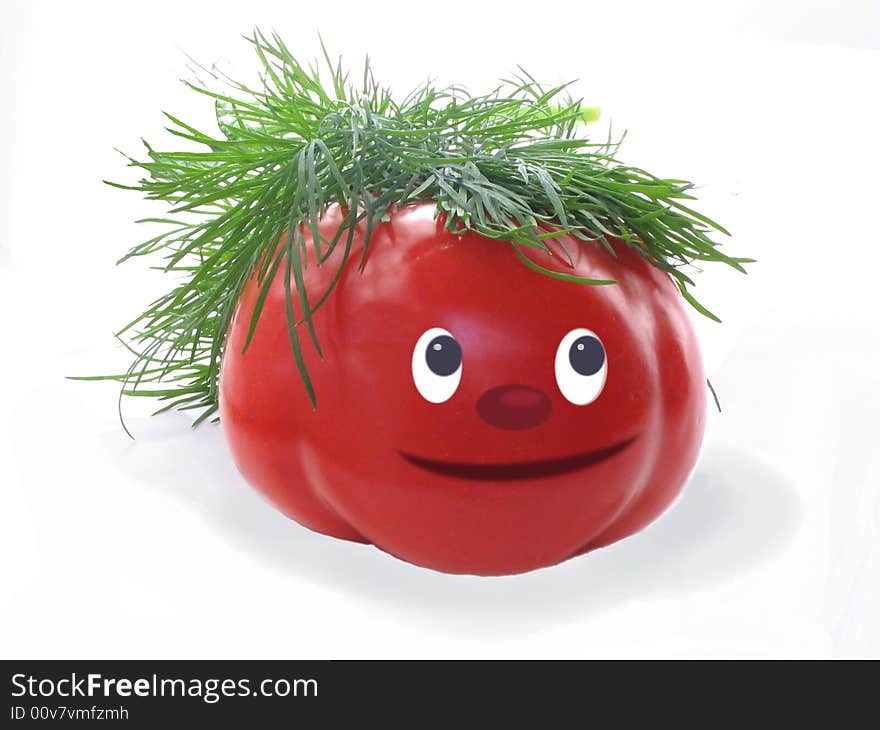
[219,203,706,575]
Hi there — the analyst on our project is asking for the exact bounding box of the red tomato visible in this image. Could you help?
[219,203,706,575]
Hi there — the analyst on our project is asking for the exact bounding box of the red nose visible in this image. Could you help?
[476,385,552,430]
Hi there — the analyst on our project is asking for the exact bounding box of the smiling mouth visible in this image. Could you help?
[398,435,638,482]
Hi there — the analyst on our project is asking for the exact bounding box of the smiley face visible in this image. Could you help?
[220,203,706,575]
[401,325,637,479]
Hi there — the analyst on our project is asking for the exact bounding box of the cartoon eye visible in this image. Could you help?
[412,327,463,403]
[554,328,607,405]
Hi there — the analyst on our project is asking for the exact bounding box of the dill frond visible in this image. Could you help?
[90,30,747,425]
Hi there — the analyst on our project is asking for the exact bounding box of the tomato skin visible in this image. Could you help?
[219,203,705,575]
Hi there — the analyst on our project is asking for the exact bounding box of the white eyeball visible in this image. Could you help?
[554,328,607,405]
[412,327,463,403]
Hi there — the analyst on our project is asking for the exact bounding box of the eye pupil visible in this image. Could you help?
[569,335,604,376]
[425,335,462,376]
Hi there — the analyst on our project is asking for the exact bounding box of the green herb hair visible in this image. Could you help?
[82,30,748,429]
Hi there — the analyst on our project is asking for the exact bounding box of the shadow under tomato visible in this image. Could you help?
[112,414,800,631]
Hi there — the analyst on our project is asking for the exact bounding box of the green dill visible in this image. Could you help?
[83,30,748,428]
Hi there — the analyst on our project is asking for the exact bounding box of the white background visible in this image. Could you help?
[1,0,878,658]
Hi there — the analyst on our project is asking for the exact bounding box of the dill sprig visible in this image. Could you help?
[88,30,747,427]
